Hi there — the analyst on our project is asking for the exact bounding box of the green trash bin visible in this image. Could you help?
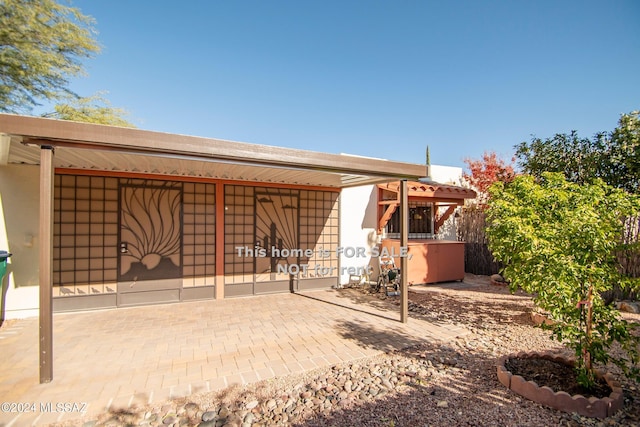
[0,250,11,286]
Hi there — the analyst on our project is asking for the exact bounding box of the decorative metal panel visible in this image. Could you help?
[53,175,119,297]
[224,185,339,295]
[182,182,216,287]
[255,190,299,282]
[119,181,182,282]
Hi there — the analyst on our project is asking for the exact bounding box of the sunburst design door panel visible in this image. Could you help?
[119,182,182,283]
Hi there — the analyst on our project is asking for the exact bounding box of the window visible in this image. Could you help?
[386,202,433,239]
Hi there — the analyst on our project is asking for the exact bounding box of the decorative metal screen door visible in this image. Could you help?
[255,192,299,290]
[118,182,182,304]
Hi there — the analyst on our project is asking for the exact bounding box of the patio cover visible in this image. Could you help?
[0,113,424,383]
[0,114,426,188]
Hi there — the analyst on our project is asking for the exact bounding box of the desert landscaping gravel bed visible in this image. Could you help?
[48,276,639,427]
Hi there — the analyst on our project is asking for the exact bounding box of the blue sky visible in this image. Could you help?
[52,0,639,169]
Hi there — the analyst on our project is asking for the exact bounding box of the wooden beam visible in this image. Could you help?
[215,183,225,299]
[39,146,54,383]
[400,180,408,323]
[409,197,467,204]
[434,205,458,233]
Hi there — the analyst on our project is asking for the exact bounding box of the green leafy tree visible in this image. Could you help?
[44,92,135,127]
[610,111,640,193]
[515,111,640,194]
[0,0,100,113]
[487,173,640,388]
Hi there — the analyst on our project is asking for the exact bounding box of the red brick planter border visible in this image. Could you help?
[497,351,624,418]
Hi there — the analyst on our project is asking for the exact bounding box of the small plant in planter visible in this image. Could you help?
[486,173,640,391]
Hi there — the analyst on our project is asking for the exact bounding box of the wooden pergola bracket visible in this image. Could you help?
[378,203,399,234]
[434,205,458,234]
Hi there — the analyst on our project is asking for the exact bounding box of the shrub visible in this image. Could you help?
[486,173,640,388]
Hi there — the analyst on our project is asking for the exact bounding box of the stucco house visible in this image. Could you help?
[0,114,476,319]
[1,114,476,381]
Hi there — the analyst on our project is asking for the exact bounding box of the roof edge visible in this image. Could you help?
[0,114,426,180]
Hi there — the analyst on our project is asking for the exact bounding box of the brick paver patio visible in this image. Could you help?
[0,288,468,426]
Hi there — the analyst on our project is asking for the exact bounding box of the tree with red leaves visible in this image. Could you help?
[463,151,515,206]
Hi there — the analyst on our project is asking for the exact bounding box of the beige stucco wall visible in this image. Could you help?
[0,162,465,314]
[338,185,380,285]
[0,164,40,319]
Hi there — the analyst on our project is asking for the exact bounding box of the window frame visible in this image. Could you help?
[385,201,435,239]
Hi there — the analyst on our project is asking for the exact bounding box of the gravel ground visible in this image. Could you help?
[47,275,640,427]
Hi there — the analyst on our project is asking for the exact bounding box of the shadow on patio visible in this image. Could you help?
[0,289,468,426]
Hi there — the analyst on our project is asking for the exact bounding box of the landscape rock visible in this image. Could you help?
[201,411,217,422]
[490,274,507,285]
[45,282,640,427]
[618,301,640,314]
